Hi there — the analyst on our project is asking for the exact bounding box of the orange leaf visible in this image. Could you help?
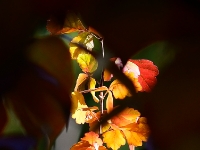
[81,131,103,147]
[74,73,89,92]
[109,79,131,99]
[88,77,99,103]
[103,69,113,81]
[103,129,126,150]
[129,59,159,92]
[70,140,93,150]
[106,91,113,113]
[111,107,140,127]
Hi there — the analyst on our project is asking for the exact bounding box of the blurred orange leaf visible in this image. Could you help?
[103,69,113,81]
[5,69,69,144]
[77,54,98,73]
[103,129,126,150]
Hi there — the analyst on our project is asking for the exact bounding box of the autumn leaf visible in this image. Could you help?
[109,79,131,99]
[106,91,113,113]
[69,32,94,59]
[47,11,86,35]
[129,59,159,92]
[71,132,107,150]
[74,73,89,92]
[81,131,103,147]
[111,107,140,127]
[121,117,150,147]
[77,54,98,73]
[71,92,98,124]
[103,129,126,150]
[88,77,99,102]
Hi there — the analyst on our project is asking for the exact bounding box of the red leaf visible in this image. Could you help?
[129,59,159,92]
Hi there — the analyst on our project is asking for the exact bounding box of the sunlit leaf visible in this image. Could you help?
[74,73,89,92]
[81,131,103,147]
[123,130,143,146]
[71,92,98,124]
[69,32,94,59]
[71,92,87,124]
[77,54,98,73]
[129,59,159,92]
[109,79,131,99]
[106,91,113,113]
[121,117,150,146]
[103,129,126,150]
[88,77,99,103]
[47,11,86,35]
[111,107,140,127]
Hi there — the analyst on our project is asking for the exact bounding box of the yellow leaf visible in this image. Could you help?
[88,77,99,103]
[109,79,131,99]
[69,32,94,59]
[106,91,113,113]
[77,54,98,73]
[74,73,89,91]
[69,42,87,60]
[71,92,88,124]
[103,129,126,150]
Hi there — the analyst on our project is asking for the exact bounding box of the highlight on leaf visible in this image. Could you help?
[71,92,99,124]
[77,53,98,73]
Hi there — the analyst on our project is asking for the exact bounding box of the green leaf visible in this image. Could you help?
[77,54,98,73]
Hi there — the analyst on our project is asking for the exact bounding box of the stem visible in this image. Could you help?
[99,38,104,134]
